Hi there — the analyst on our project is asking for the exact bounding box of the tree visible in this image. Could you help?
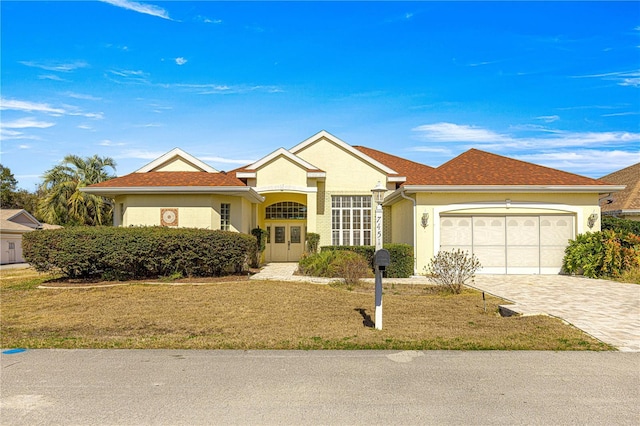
[0,164,18,208]
[37,155,117,226]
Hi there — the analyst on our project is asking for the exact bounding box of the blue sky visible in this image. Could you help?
[1,1,639,190]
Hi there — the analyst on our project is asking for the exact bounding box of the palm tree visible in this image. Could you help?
[38,155,117,226]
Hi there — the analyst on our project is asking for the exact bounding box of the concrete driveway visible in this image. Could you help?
[470,275,640,352]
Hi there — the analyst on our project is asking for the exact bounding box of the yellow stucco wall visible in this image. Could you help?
[153,157,202,172]
[292,138,390,248]
[255,157,308,188]
[116,194,253,232]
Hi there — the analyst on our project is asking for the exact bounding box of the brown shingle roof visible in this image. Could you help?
[599,162,640,211]
[353,146,434,184]
[89,172,247,188]
[411,149,610,186]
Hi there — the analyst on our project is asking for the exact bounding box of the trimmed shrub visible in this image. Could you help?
[251,227,269,267]
[563,230,640,279]
[602,216,640,236]
[384,244,414,278]
[23,226,257,279]
[320,244,414,278]
[425,249,481,294]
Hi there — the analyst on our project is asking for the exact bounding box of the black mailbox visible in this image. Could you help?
[373,249,390,271]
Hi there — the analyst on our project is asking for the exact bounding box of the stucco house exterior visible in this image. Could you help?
[599,162,640,221]
[0,209,62,264]
[83,130,624,275]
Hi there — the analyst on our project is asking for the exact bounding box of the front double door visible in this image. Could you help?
[266,222,305,262]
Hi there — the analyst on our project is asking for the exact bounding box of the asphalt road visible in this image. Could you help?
[1,350,638,425]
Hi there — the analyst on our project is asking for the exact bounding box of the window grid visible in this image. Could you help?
[265,202,307,220]
[331,195,372,246]
[221,203,231,231]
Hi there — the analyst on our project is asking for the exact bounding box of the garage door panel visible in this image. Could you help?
[507,217,539,245]
[440,218,472,245]
[439,214,574,275]
[474,246,506,268]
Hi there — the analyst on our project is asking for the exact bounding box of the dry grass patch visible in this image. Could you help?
[1,272,611,350]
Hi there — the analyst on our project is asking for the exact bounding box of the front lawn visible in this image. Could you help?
[0,268,611,350]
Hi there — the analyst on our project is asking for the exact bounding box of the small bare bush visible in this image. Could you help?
[426,249,481,294]
[327,251,373,286]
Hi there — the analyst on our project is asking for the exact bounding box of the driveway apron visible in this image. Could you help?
[470,275,640,352]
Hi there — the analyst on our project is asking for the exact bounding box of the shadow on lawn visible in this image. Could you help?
[354,308,374,328]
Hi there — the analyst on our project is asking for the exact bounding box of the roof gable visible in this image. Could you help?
[290,130,399,175]
[135,148,218,173]
[239,147,324,174]
[599,162,640,211]
[414,149,611,186]
[0,209,41,232]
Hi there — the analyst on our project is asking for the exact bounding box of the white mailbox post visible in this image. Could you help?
[371,181,387,330]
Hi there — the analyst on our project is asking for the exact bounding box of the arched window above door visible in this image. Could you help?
[265,202,307,219]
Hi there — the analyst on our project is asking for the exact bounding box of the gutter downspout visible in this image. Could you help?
[399,188,418,276]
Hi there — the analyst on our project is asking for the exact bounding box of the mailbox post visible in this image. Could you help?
[373,249,390,330]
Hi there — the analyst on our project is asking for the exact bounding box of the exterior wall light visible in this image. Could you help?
[421,212,429,228]
[588,212,599,229]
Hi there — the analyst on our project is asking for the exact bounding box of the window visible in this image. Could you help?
[331,195,371,246]
[221,203,230,231]
[265,202,307,219]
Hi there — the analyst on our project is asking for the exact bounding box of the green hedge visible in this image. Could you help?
[602,215,640,235]
[23,226,257,279]
[320,243,414,278]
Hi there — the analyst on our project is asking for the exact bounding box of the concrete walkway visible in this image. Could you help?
[251,263,640,352]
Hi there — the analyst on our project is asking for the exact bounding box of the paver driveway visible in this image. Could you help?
[470,275,640,352]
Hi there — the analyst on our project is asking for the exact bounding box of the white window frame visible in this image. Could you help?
[331,195,372,246]
[221,203,231,231]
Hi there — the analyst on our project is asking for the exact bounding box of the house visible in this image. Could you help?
[599,162,639,221]
[0,209,61,264]
[83,130,624,274]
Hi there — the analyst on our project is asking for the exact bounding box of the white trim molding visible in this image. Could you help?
[81,186,265,203]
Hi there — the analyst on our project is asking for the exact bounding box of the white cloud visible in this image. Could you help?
[100,140,126,147]
[412,122,510,143]
[407,147,452,155]
[199,155,257,165]
[1,117,55,129]
[100,0,172,20]
[20,60,89,72]
[514,150,640,177]
[39,74,67,82]
[0,98,66,114]
[573,70,640,88]
[413,122,640,151]
[175,57,188,66]
[536,115,560,123]
[117,149,167,160]
[65,92,102,101]
[18,145,31,150]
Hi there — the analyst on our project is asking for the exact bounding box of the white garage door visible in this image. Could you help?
[440,215,574,274]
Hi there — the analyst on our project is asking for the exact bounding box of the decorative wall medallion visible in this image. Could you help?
[161,208,178,226]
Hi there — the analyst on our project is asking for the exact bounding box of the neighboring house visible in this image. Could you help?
[83,130,624,275]
[599,162,639,221]
[0,209,62,264]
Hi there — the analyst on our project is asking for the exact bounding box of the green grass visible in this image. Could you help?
[0,268,613,351]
